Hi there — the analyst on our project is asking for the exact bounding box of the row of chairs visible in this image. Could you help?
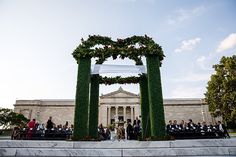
[166,125,230,139]
[12,128,73,140]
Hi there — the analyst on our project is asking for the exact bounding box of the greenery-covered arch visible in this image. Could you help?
[72,35,165,140]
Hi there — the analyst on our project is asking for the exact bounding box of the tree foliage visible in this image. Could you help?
[0,108,28,129]
[205,55,236,128]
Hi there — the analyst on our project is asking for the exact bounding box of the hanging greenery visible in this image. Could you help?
[72,35,164,64]
[99,76,141,85]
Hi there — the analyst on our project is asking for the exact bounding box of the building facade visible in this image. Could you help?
[14,87,213,127]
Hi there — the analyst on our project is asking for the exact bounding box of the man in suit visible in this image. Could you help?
[126,121,134,140]
[133,117,141,126]
[216,121,230,138]
[166,120,173,135]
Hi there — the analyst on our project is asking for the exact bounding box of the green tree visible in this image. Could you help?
[205,55,236,128]
[0,108,28,129]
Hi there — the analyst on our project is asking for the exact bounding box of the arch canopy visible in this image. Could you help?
[72,35,166,140]
[72,35,164,64]
[91,64,147,74]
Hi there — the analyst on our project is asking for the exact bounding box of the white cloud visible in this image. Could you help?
[216,33,236,52]
[196,56,211,70]
[167,6,205,25]
[175,38,201,53]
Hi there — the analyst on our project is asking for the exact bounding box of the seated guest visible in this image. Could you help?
[37,123,45,130]
[196,122,202,133]
[172,120,179,132]
[201,121,208,133]
[98,123,105,140]
[207,122,214,132]
[179,120,185,131]
[166,120,173,134]
[187,119,196,132]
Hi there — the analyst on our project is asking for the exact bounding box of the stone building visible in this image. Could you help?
[14,87,213,126]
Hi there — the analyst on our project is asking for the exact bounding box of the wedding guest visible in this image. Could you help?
[27,119,36,139]
[46,116,54,130]
[126,121,134,140]
[216,121,230,138]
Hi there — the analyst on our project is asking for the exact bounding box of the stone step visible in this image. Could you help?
[0,139,235,156]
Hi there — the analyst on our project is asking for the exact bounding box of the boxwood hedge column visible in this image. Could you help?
[139,75,151,139]
[88,74,99,139]
[146,56,166,138]
[74,58,91,140]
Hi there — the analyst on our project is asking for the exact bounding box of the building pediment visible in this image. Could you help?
[100,87,138,98]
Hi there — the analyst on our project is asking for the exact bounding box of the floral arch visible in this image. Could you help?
[72,35,165,140]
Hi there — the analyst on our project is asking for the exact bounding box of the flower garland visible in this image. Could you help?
[72,35,164,64]
[99,75,147,85]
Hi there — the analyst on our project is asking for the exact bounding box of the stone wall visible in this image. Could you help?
[14,99,212,127]
[14,100,75,126]
[164,104,211,124]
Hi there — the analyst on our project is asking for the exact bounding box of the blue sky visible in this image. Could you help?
[0,0,235,108]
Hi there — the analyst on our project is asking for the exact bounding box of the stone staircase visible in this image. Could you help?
[0,139,236,156]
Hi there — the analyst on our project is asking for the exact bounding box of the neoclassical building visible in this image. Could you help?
[14,87,213,126]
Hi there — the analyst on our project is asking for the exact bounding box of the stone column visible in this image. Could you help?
[108,106,111,126]
[115,106,119,127]
[131,106,134,124]
[115,106,119,120]
[123,106,126,122]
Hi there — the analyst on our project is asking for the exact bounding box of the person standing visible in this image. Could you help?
[217,121,230,138]
[27,119,36,139]
[46,116,54,130]
[28,119,36,129]
[126,122,134,140]
[133,117,141,126]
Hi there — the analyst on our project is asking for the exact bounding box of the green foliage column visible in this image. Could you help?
[139,75,151,138]
[146,56,166,138]
[74,58,91,140]
[88,74,99,139]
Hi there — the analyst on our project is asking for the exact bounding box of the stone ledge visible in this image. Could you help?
[1,139,236,148]
[0,139,235,156]
[0,147,235,157]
